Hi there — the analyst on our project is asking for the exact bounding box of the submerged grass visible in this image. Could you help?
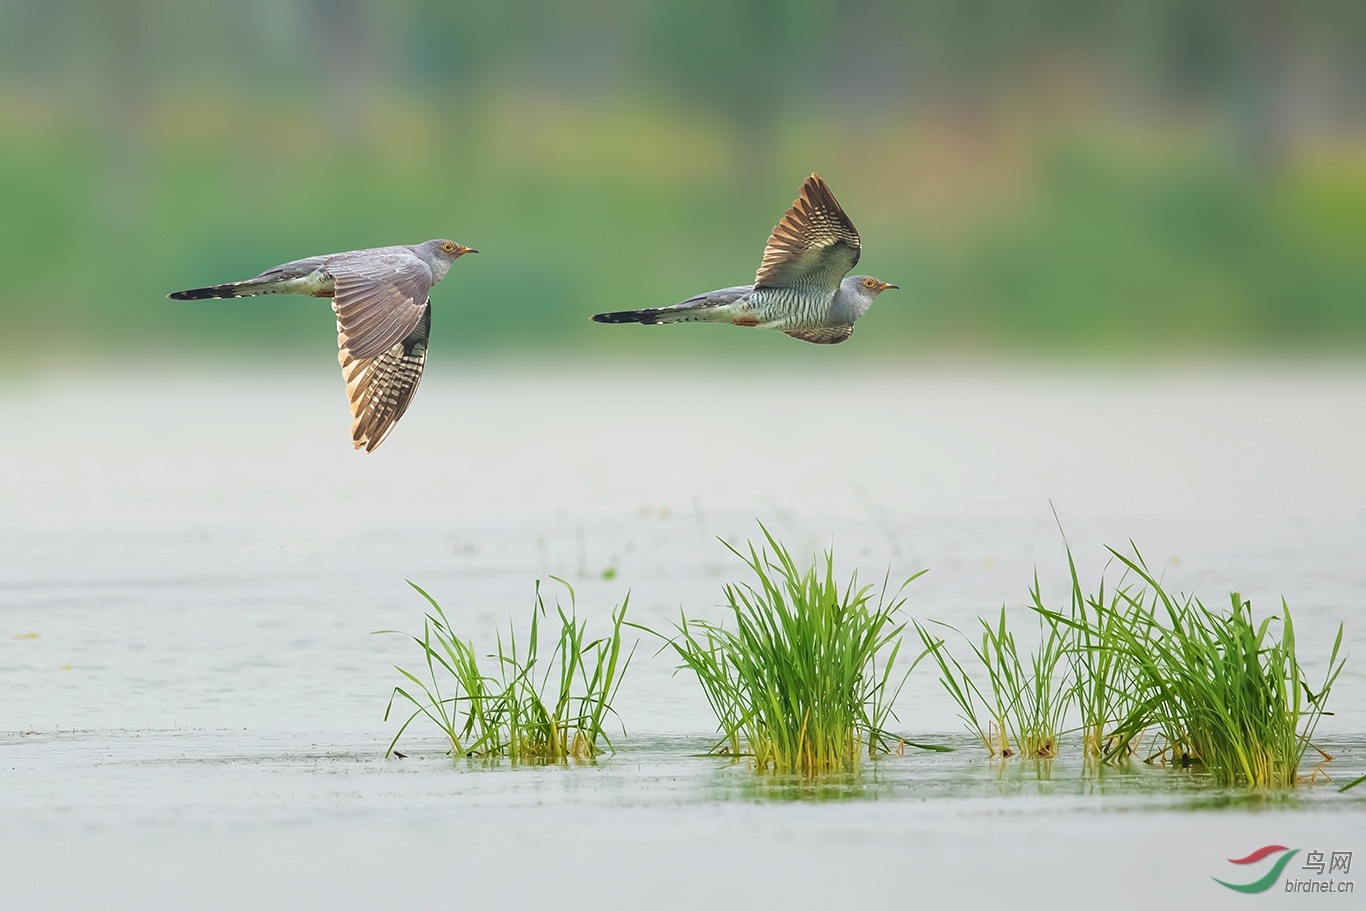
[662,526,929,775]
[380,578,634,763]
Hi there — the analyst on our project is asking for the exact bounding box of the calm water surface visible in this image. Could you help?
[2,365,1364,909]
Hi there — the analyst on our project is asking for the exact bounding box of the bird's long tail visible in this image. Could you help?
[591,305,731,325]
[168,280,266,300]
[168,272,329,301]
[171,278,319,300]
[592,286,752,326]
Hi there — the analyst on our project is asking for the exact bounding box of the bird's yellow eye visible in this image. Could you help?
[441,241,457,253]
[863,278,876,288]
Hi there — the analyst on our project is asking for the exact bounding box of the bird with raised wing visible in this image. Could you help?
[592,174,895,344]
[169,239,476,451]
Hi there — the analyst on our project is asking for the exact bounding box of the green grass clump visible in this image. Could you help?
[915,585,1070,760]
[664,527,925,775]
[381,578,634,763]
[1054,546,1146,760]
[1046,546,1345,789]
[917,540,1345,790]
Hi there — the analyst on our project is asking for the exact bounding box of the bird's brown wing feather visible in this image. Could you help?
[339,304,430,452]
[754,174,861,292]
[331,253,433,360]
[783,326,854,345]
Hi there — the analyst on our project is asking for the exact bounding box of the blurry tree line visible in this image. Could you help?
[0,0,1362,360]
[5,1,1360,162]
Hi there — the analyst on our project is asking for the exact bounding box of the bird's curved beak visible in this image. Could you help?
[457,245,478,256]
[879,281,899,291]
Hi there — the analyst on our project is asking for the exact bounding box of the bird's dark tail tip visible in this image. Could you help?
[592,309,660,325]
[167,285,236,300]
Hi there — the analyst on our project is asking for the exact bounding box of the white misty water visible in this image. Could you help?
[2,363,1364,909]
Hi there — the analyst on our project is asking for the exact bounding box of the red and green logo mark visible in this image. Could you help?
[1213,845,1300,893]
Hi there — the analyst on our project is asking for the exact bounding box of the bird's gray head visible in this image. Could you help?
[846,275,898,298]
[414,238,477,280]
[839,275,898,317]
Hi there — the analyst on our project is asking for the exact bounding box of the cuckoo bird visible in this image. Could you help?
[169,239,476,452]
[592,174,896,344]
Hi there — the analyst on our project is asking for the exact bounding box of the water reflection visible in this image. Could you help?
[6,728,1363,816]
[693,734,1366,807]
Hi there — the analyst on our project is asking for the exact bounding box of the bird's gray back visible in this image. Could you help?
[247,244,421,284]
[678,285,754,308]
[324,245,426,273]
[248,255,329,283]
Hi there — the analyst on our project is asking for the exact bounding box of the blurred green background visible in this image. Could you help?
[0,0,1362,364]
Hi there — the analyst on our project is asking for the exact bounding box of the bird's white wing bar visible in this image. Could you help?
[331,251,433,361]
[754,174,861,293]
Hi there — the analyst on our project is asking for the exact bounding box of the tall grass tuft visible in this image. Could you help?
[1045,546,1346,789]
[381,578,634,763]
[1056,548,1145,760]
[664,526,925,775]
[917,537,1345,789]
[915,583,1071,759]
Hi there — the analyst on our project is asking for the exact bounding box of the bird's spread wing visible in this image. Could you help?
[339,304,431,452]
[331,252,433,361]
[754,174,861,292]
[783,326,854,345]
